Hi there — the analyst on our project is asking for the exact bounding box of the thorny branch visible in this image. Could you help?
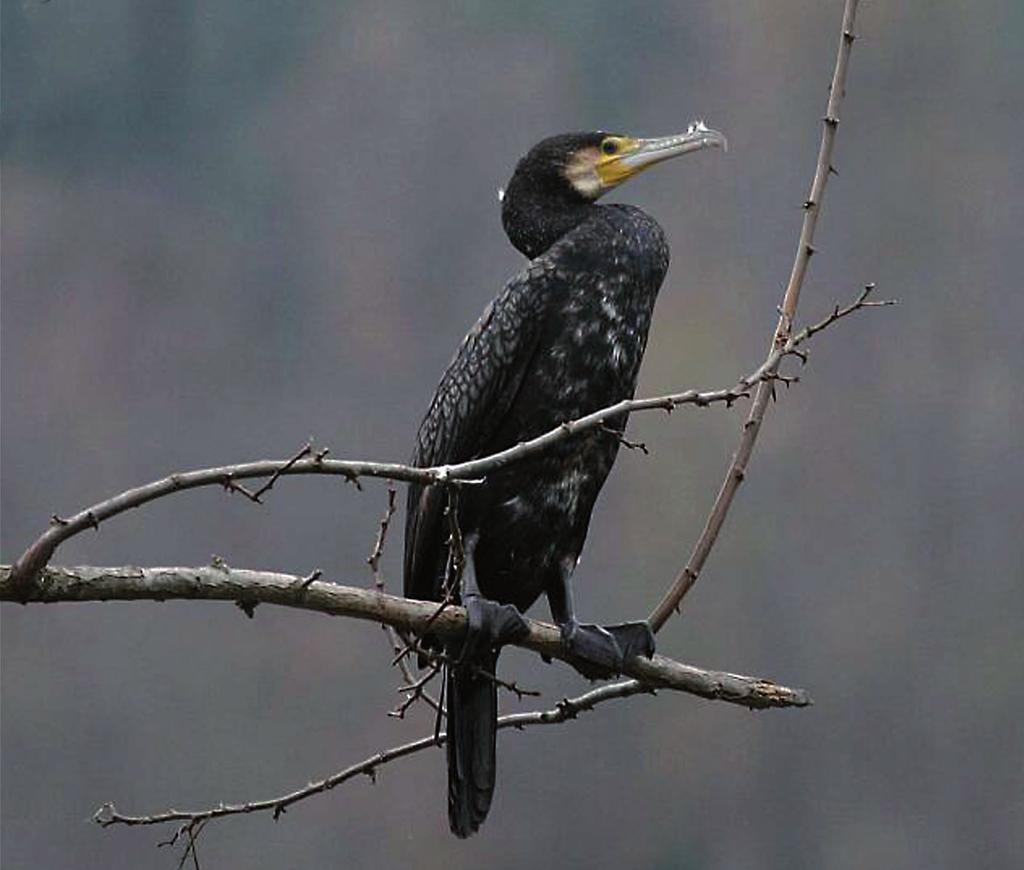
[8,279,879,597]
[391,661,443,719]
[367,486,398,588]
[91,680,654,834]
[648,0,865,631]
[364,487,444,716]
[2,558,806,833]
[1,0,878,851]
[400,637,542,701]
[0,564,810,711]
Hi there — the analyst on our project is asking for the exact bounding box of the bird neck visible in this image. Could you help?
[501,182,596,260]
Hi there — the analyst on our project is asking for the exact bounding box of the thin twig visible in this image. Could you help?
[249,441,313,502]
[648,0,863,631]
[92,680,655,833]
[389,593,455,668]
[365,488,422,682]
[389,662,442,719]
[600,424,650,455]
[367,486,398,588]
[401,639,542,701]
[794,283,896,345]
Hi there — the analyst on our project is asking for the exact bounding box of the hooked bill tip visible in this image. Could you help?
[687,118,727,153]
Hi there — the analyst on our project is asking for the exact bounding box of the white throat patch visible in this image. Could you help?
[563,147,603,199]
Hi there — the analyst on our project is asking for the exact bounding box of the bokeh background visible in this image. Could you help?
[3,2,1023,868]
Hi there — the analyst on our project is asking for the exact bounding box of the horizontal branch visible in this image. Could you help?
[5,292,883,597]
[95,680,649,832]
[0,564,810,710]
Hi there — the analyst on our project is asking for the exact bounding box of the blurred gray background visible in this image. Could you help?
[3,1,1023,868]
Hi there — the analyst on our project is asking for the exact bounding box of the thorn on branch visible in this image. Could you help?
[599,424,649,455]
[724,390,750,409]
[235,598,258,618]
[496,677,542,701]
[828,164,839,176]
[295,569,322,591]
[555,697,580,720]
[50,514,69,526]
[221,475,262,503]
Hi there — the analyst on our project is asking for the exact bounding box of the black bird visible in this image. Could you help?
[404,123,726,837]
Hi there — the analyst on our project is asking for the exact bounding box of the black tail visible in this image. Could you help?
[446,649,499,838]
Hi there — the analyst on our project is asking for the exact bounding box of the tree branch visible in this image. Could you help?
[6,285,878,599]
[0,564,810,709]
[648,0,863,631]
[93,680,652,833]
[2,3,876,852]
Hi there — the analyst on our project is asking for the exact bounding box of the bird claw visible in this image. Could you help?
[561,619,655,680]
[459,595,529,665]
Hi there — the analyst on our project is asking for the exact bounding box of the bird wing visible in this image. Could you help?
[404,258,562,603]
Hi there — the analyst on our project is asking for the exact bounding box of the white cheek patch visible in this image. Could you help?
[563,148,603,199]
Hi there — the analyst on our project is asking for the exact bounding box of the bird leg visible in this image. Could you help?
[549,559,655,680]
[457,540,529,666]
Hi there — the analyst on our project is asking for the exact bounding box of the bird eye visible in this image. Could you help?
[601,139,618,155]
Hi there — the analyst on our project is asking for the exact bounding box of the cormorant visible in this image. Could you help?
[404,123,726,837]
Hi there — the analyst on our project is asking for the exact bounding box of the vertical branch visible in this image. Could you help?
[367,486,445,717]
[776,0,859,338]
[367,485,397,591]
[649,0,861,631]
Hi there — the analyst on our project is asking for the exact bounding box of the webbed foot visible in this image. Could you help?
[561,619,656,680]
[459,595,530,665]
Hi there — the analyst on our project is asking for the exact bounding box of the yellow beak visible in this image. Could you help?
[597,122,728,188]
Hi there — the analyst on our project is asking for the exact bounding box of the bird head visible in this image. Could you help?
[501,122,727,205]
[500,122,726,258]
